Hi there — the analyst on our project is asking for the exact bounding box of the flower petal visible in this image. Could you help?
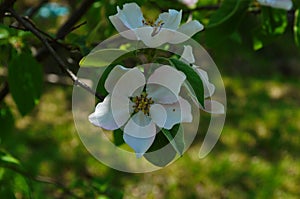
[110,94,131,128]
[123,133,155,158]
[88,95,121,130]
[150,104,167,128]
[147,65,186,103]
[169,20,204,44]
[109,15,138,40]
[157,9,182,30]
[203,99,225,114]
[161,97,192,129]
[180,45,195,64]
[257,0,293,10]
[135,27,175,48]
[194,67,215,98]
[146,84,178,104]
[124,111,156,138]
[114,3,144,29]
[111,67,145,97]
[104,65,130,93]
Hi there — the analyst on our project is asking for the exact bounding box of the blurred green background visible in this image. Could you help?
[1,0,300,198]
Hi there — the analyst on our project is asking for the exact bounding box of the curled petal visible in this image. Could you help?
[123,133,155,158]
[147,65,186,103]
[203,100,225,114]
[150,104,167,128]
[194,67,215,98]
[88,95,120,130]
[157,9,182,30]
[109,15,138,40]
[169,20,204,44]
[161,97,192,129]
[124,111,156,138]
[180,45,195,64]
[257,0,293,10]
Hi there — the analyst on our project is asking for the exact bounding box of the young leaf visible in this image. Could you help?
[169,58,204,107]
[8,52,43,116]
[162,124,185,156]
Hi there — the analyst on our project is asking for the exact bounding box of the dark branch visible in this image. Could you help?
[0,81,9,102]
[9,8,104,101]
[56,0,94,40]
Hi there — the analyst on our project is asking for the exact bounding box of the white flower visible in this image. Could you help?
[89,65,192,158]
[180,0,198,7]
[257,0,293,10]
[180,45,225,114]
[109,3,204,47]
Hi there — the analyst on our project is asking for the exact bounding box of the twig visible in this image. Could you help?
[56,0,94,40]
[9,8,104,101]
[0,81,9,102]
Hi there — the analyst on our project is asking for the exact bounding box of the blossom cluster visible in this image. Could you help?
[88,3,224,158]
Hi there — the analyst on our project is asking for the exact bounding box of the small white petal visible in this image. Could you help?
[115,3,144,29]
[194,67,215,98]
[203,100,225,114]
[257,0,293,10]
[147,65,186,102]
[162,97,192,129]
[110,94,131,128]
[111,67,145,97]
[180,45,195,64]
[135,27,175,48]
[157,9,182,30]
[147,84,178,104]
[109,15,138,40]
[104,65,130,93]
[150,104,167,128]
[123,133,155,158]
[124,111,156,138]
[169,20,204,44]
[88,95,121,130]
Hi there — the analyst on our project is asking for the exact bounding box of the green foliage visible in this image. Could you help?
[8,51,43,116]
[113,129,125,146]
[294,9,300,47]
[169,58,204,107]
[162,124,185,156]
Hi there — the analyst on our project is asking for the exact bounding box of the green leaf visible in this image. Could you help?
[144,131,176,167]
[113,129,125,146]
[205,0,250,47]
[0,25,9,40]
[169,58,204,107]
[0,103,14,136]
[80,49,130,67]
[294,9,300,47]
[162,124,185,156]
[0,150,20,166]
[8,52,43,115]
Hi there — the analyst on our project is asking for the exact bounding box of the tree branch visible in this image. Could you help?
[56,0,95,40]
[0,0,16,19]
[8,8,104,101]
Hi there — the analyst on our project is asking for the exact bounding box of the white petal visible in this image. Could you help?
[147,65,186,103]
[202,100,225,114]
[88,95,121,130]
[146,84,178,104]
[109,15,138,40]
[180,45,195,64]
[105,65,130,93]
[157,9,182,30]
[115,3,144,29]
[110,94,131,128]
[111,67,145,97]
[162,97,192,129]
[194,67,215,98]
[150,104,167,128]
[123,133,155,158]
[124,111,156,138]
[169,20,204,44]
[257,0,293,10]
[135,27,175,48]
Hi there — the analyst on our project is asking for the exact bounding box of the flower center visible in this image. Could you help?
[142,19,164,37]
[131,92,154,116]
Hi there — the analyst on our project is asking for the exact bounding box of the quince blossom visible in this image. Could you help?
[109,3,203,47]
[257,0,293,10]
[89,65,192,158]
[180,45,225,114]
